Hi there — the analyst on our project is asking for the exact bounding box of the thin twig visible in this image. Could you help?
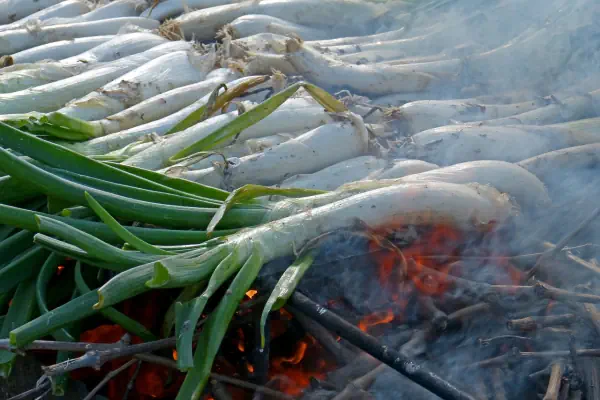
[527,207,600,280]
[6,379,51,400]
[122,360,142,400]
[543,361,565,400]
[37,293,265,376]
[332,363,385,400]
[82,359,137,400]
[133,354,295,400]
[211,379,233,400]
[507,314,577,332]
[491,368,507,400]
[472,348,600,368]
[0,339,120,352]
[288,291,479,400]
[409,259,600,305]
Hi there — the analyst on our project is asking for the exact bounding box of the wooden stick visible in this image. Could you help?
[507,314,577,332]
[491,368,507,400]
[82,359,137,400]
[288,291,479,400]
[134,354,295,400]
[543,361,565,400]
[527,207,600,280]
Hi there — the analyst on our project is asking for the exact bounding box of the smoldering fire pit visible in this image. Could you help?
[9,212,600,400]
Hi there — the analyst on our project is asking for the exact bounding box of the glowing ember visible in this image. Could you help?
[246,362,255,373]
[56,265,65,276]
[275,341,309,366]
[172,350,178,361]
[270,335,336,396]
[245,289,258,299]
[237,328,245,352]
[358,309,395,332]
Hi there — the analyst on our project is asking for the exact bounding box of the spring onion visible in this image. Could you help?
[58,48,217,121]
[0,17,160,55]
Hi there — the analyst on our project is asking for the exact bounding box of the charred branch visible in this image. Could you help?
[287,290,479,400]
[507,314,578,332]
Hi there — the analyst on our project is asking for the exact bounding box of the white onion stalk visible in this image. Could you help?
[102,139,156,161]
[7,35,113,65]
[57,49,217,121]
[285,38,448,95]
[0,0,63,25]
[0,32,168,93]
[389,97,551,134]
[326,36,438,58]
[243,52,297,76]
[69,76,267,155]
[227,15,332,41]
[94,68,240,135]
[287,19,586,95]
[124,105,335,171]
[378,52,465,66]
[163,131,303,172]
[344,41,483,65]
[0,41,192,115]
[41,0,150,26]
[178,114,369,189]
[0,0,90,33]
[367,159,439,180]
[171,0,386,41]
[401,118,600,166]
[305,27,406,48]
[272,161,548,220]
[140,0,241,20]
[382,161,551,210]
[0,17,160,55]
[228,33,290,55]
[245,182,514,259]
[479,91,600,126]
[323,0,569,60]
[98,183,514,323]
[279,156,387,191]
[517,144,600,183]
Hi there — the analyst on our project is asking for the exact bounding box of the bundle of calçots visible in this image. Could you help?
[1,0,600,399]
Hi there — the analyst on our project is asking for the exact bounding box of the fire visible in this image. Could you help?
[369,224,523,297]
[56,265,65,276]
[358,309,394,332]
[270,334,335,396]
[246,362,255,373]
[72,291,186,400]
[275,340,309,366]
[236,328,245,352]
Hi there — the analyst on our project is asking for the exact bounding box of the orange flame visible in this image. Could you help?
[369,225,465,299]
[246,362,255,373]
[237,328,245,352]
[270,335,335,396]
[358,309,394,332]
[245,289,258,299]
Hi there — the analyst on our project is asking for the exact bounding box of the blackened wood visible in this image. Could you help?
[288,291,478,400]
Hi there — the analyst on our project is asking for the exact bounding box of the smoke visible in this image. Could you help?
[259,1,600,398]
